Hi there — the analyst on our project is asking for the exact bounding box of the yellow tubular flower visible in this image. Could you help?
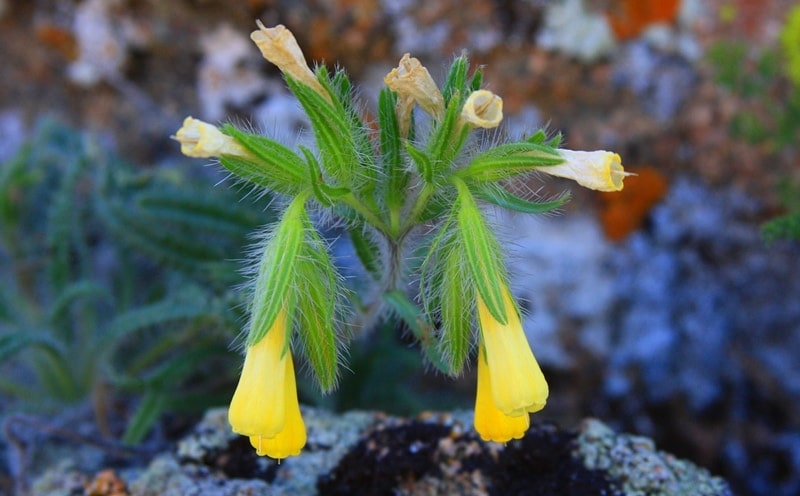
[173,117,248,158]
[542,150,629,192]
[384,53,445,129]
[478,288,548,417]
[460,90,503,129]
[228,310,290,439]
[250,21,329,101]
[474,346,531,443]
[249,352,307,459]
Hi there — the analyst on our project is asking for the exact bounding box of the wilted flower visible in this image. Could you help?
[385,53,445,134]
[460,90,503,129]
[173,117,248,158]
[250,21,329,101]
[542,149,628,192]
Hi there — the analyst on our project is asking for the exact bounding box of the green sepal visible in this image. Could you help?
[474,183,571,214]
[221,126,308,193]
[404,143,433,183]
[348,224,383,281]
[247,194,307,345]
[428,94,469,172]
[526,130,563,148]
[469,66,483,92]
[439,244,473,375]
[378,88,407,209]
[293,222,340,392]
[286,75,358,186]
[456,142,563,182]
[453,180,508,325]
[382,291,449,375]
[442,54,469,106]
[300,146,350,207]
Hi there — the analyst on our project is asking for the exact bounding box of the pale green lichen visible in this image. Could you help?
[575,418,732,496]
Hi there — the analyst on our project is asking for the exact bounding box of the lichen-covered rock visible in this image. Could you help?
[30,408,731,496]
[576,418,732,496]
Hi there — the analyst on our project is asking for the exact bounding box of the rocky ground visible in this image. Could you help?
[1,1,799,495]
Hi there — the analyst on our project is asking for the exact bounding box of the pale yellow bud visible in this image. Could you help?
[543,150,629,192]
[384,53,445,130]
[173,117,247,158]
[250,21,329,101]
[460,90,503,129]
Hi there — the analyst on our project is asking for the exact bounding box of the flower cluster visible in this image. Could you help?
[174,22,627,458]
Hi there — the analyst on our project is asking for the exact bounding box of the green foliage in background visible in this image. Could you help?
[707,7,800,242]
[762,179,800,242]
[0,120,271,443]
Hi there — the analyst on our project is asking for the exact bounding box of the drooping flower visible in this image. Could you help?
[542,149,629,192]
[228,309,307,459]
[477,287,548,418]
[384,53,445,134]
[250,21,329,101]
[173,117,248,158]
[460,90,503,129]
[248,352,306,459]
[474,346,531,443]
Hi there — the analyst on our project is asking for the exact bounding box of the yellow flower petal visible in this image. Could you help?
[478,288,548,417]
[249,352,307,459]
[474,347,530,443]
[543,150,629,192]
[228,309,289,439]
[460,90,503,129]
[250,21,329,101]
[173,117,247,158]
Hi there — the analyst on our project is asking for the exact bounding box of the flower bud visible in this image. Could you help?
[173,117,248,158]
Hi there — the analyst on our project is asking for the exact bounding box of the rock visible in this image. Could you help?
[31,408,731,496]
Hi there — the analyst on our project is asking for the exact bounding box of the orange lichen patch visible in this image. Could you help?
[34,23,78,61]
[85,469,128,496]
[605,0,681,41]
[599,166,668,241]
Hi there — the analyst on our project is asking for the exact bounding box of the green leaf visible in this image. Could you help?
[221,126,308,194]
[379,88,407,209]
[439,245,473,375]
[404,143,433,183]
[247,195,307,345]
[286,75,371,191]
[475,183,570,214]
[122,391,166,444]
[348,224,383,281]
[100,297,219,353]
[96,197,240,283]
[427,94,469,173]
[469,66,483,92]
[49,281,110,327]
[457,142,563,182]
[293,221,340,392]
[382,291,449,374]
[442,55,469,106]
[0,333,62,363]
[300,146,351,207]
[454,180,508,324]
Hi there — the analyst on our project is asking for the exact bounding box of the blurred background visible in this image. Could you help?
[1,1,799,495]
